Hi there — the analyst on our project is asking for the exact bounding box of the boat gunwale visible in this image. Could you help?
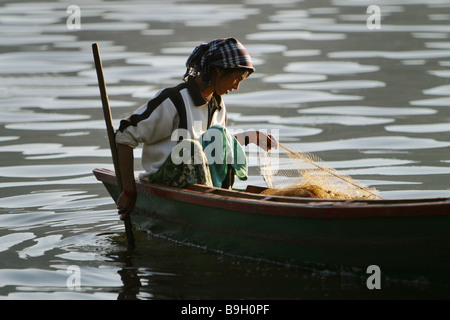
[93,168,450,218]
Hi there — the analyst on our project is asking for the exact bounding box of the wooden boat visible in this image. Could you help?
[93,167,450,281]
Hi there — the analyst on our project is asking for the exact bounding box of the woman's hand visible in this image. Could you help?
[238,130,278,151]
[117,190,136,221]
[255,131,278,151]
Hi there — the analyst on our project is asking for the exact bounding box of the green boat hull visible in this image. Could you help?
[95,168,450,282]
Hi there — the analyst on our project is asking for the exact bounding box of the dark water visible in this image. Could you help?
[1,0,450,300]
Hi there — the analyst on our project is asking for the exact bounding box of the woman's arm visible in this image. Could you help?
[235,130,278,151]
[116,143,136,221]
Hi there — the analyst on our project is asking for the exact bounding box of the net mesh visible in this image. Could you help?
[258,143,382,200]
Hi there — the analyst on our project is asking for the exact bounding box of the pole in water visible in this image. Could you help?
[92,43,135,249]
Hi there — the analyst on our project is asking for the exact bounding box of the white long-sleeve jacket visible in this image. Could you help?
[115,79,226,180]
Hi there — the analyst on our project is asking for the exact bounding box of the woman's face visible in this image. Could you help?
[214,69,249,96]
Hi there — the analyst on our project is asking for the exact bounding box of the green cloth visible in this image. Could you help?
[147,125,248,188]
[200,125,248,187]
[148,139,213,188]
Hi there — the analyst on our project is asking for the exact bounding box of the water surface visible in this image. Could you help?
[0,0,449,300]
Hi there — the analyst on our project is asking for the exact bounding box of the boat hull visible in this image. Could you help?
[94,168,450,281]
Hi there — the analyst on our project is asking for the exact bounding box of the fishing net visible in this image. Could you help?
[257,143,381,200]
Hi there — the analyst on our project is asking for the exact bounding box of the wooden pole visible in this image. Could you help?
[92,43,135,249]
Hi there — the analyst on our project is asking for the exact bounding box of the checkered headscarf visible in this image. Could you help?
[184,38,255,86]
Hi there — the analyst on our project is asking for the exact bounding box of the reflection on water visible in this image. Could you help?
[224,89,363,106]
[1,0,450,300]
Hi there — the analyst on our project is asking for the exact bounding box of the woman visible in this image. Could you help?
[116,38,278,220]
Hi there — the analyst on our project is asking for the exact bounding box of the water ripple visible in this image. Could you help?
[0,35,77,46]
[0,233,35,253]
[225,90,363,107]
[386,123,450,133]
[329,50,450,60]
[343,166,450,176]
[410,97,450,107]
[263,74,327,83]
[0,111,89,123]
[0,164,107,178]
[0,61,91,75]
[0,190,111,211]
[228,113,393,126]
[80,66,181,85]
[0,267,122,293]
[247,31,346,41]
[280,80,385,91]
[299,106,436,116]
[0,143,111,160]
[6,120,118,131]
[18,235,63,258]
[284,61,380,74]
[103,3,260,25]
[423,85,450,96]
[294,136,450,153]
[0,97,134,110]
